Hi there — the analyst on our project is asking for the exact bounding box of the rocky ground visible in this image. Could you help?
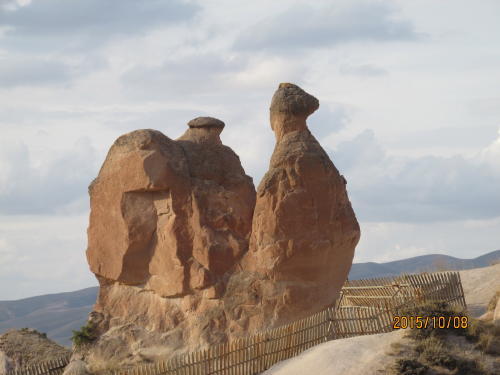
[263,263,500,375]
[0,328,70,373]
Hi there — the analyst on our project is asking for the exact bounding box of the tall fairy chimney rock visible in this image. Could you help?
[241,83,360,325]
[83,85,359,370]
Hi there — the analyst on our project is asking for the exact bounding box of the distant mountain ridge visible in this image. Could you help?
[0,287,97,347]
[1,249,499,347]
[348,249,500,280]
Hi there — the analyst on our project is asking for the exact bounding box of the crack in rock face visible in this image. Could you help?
[83,83,360,370]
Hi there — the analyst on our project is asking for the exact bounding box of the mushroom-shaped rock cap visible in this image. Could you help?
[270,83,319,118]
[188,116,225,129]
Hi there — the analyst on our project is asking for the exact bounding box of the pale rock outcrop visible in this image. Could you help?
[83,84,359,369]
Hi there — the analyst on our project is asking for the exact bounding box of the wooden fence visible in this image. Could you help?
[6,355,71,375]
[10,271,466,375]
[339,271,466,311]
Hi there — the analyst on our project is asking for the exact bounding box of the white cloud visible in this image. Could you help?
[332,129,500,222]
[0,0,198,40]
[339,63,387,77]
[355,217,500,263]
[0,214,95,300]
[0,56,71,88]
[0,137,98,214]
[233,1,419,53]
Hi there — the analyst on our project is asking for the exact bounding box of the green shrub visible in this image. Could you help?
[19,327,47,338]
[71,322,96,347]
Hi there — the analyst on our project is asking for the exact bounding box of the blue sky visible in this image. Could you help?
[1,0,499,299]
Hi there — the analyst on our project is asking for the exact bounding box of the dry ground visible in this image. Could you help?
[264,264,500,375]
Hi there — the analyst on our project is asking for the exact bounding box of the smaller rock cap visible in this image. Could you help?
[270,83,319,117]
[188,117,225,129]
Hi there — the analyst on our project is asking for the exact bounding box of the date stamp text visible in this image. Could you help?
[392,315,468,329]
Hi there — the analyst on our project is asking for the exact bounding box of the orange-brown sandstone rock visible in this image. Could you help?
[240,83,360,327]
[87,118,255,298]
[83,84,359,370]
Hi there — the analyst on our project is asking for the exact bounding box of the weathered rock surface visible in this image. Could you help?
[238,83,360,329]
[83,84,359,370]
[0,351,13,375]
[85,117,256,370]
[87,118,255,298]
[62,360,89,375]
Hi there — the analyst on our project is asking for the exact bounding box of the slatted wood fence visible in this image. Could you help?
[10,271,466,375]
[6,355,71,375]
[339,271,466,312]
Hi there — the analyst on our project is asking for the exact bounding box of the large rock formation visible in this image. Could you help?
[239,83,360,327]
[83,84,360,370]
[87,116,255,298]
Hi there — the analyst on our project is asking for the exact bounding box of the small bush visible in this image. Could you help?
[465,318,486,341]
[464,318,500,354]
[454,358,489,375]
[393,358,429,375]
[19,327,47,338]
[71,322,96,347]
[477,331,500,355]
[417,337,456,369]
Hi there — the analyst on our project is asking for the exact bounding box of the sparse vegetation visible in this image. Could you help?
[416,336,456,369]
[0,328,70,368]
[71,321,96,347]
[394,358,429,375]
[399,301,467,340]
[19,327,47,339]
[389,301,499,375]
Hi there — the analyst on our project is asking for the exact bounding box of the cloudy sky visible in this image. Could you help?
[1,0,499,300]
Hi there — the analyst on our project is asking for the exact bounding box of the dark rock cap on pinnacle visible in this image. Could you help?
[187,117,225,129]
[270,83,319,117]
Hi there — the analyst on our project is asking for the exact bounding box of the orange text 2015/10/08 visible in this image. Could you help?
[392,315,469,330]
